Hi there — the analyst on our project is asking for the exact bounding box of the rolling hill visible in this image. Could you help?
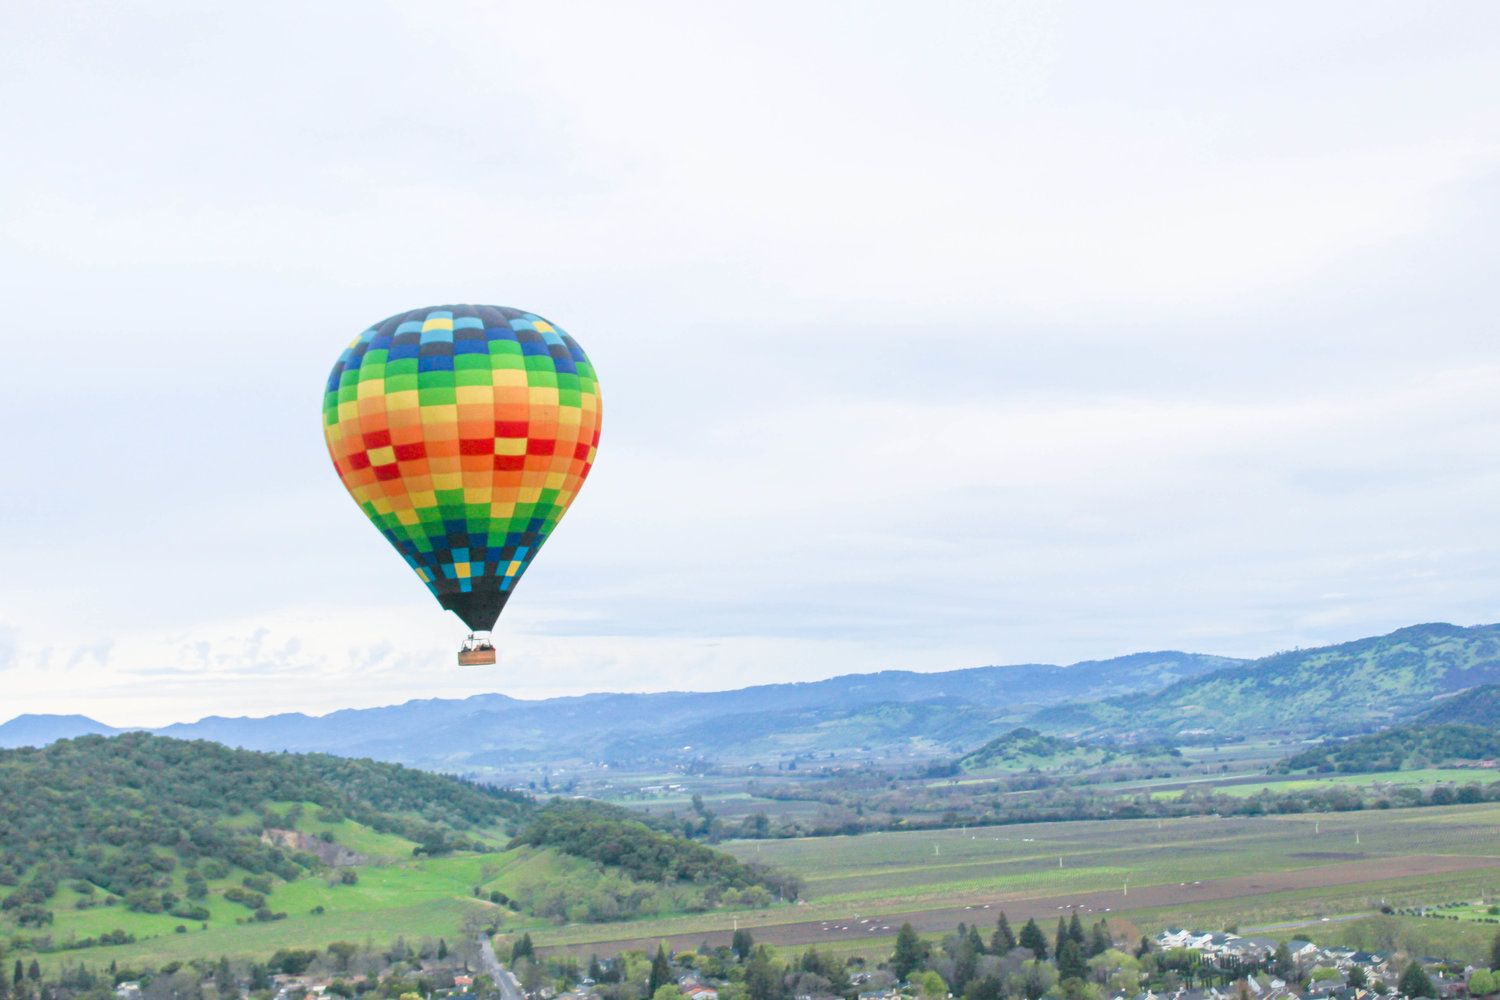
[957,726,1181,773]
[0,734,790,961]
[1273,722,1500,774]
[1037,622,1500,740]
[1417,683,1500,726]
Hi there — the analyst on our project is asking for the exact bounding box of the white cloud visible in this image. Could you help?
[1,1,1498,724]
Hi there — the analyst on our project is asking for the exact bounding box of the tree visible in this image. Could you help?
[1019,919,1049,960]
[511,933,535,964]
[893,924,928,982]
[993,912,1016,954]
[249,964,271,991]
[1492,929,1500,972]
[654,987,682,1000]
[649,944,673,995]
[965,975,1002,1000]
[214,957,235,995]
[732,928,755,963]
[1347,966,1368,990]
[1022,961,1056,1000]
[953,937,979,993]
[1068,913,1085,947]
[9,964,18,989]
[918,971,948,1000]
[1399,962,1435,998]
[1055,918,1070,959]
[438,939,448,960]
[1272,944,1295,980]
[1469,969,1495,998]
[1057,941,1088,983]
[746,948,781,1000]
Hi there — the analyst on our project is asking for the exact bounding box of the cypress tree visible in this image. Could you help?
[1018,918,1048,960]
[893,924,927,981]
[993,912,1016,953]
[1054,918,1069,960]
[1087,921,1112,957]
[1067,912,1085,946]
[649,944,672,994]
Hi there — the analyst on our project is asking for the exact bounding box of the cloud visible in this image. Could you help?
[1,2,1498,723]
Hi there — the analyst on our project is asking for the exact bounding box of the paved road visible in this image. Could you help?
[478,934,526,1000]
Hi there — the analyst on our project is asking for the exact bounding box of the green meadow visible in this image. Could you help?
[1150,769,1488,800]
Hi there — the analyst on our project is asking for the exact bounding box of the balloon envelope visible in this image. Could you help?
[322,304,601,632]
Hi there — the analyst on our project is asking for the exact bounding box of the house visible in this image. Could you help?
[1158,929,1196,949]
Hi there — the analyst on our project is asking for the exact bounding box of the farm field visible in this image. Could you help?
[1149,768,1490,800]
[534,804,1500,958]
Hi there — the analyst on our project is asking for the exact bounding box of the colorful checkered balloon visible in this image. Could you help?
[322,305,601,632]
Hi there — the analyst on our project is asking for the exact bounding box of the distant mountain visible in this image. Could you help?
[1418,683,1500,727]
[0,713,121,748]
[1040,623,1500,740]
[14,623,1496,771]
[0,651,1238,773]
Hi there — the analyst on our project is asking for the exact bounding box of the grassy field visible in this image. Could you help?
[37,801,1500,971]
[1150,769,1490,800]
[34,811,558,973]
[1413,902,1500,922]
[532,804,1500,956]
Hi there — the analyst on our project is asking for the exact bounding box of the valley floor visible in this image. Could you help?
[533,804,1500,964]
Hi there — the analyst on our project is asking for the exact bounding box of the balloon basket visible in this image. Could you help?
[458,633,496,667]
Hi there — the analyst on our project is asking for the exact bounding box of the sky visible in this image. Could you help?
[2,2,1498,727]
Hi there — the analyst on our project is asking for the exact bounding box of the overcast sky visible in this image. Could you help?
[2,2,1498,726]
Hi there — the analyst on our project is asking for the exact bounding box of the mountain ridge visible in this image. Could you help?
[1036,621,1500,739]
[1,650,1238,768]
[10,623,1499,773]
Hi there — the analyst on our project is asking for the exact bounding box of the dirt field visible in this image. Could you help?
[542,854,1500,958]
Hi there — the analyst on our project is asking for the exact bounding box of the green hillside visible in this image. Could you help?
[1041,622,1500,739]
[0,735,792,962]
[956,727,1180,772]
[1418,684,1500,726]
[1275,723,1500,774]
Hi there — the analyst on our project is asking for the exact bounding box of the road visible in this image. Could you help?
[478,934,526,1000]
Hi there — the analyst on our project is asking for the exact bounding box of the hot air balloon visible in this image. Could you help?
[322,304,601,665]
